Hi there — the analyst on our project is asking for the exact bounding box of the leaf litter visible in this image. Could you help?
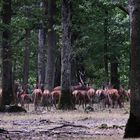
[0,104,129,140]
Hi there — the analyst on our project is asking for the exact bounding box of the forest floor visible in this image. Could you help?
[0,102,135,140]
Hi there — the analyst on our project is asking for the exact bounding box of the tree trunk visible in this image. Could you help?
[45,0,56,91]
[0,32,2,89]
[38,28,46,87]
[1,0,13,106]
[58,0,74,110]
[71,58,78,85]
[12,60,17,104]
[23,29,30,89]
[54,54,61,87]
[110,57,120,89]
[124,0,140,138]
[104,9,109,82]
[128,50,131,89]
[37,2,46,88]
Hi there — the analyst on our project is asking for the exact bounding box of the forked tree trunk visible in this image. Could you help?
[124,0,140,138]
[45,0,56,91]
[58,0,74,109]
[23,29,30,89]
[1,0,13,105]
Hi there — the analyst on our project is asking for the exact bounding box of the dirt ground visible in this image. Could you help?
[0,103,134,140]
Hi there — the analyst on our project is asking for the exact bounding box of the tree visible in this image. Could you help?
[38,28,46,87]
[0,0,130,95]
[37,1,46,87]
[45,0,56,91]
[54,54,61,87]
[110,56,120,89]
[23,29,30,88]
[104,9,109,82]
[124,0,140,138]
[58,0,74,109]
[1,0,14,105]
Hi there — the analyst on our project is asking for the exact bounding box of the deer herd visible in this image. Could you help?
[0,83,131,111]
[18,83,131,111]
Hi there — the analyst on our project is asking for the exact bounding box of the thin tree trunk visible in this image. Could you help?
[71,58,78,85]
[38,28,46,87]
[45,0,56,91]
[124,0,140,138]
[23,29,30,89]
[128,50,131,88]
[12,60,17,104]
[104,9,109,82]
[58,0,74,110]
[54,54,61,87]
[1,0,13,106]
[110,57,120,89]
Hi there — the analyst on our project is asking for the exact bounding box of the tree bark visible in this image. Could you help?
[37,2,46,88]
[128,50,131,88]
[58,0,74,109]
[71,58,78,85]
[1,0,13,105]
[110,57,120,89]
[104,9,109,82]
[124,0,140,138]
[0,31,1,88]
[23,29,30,89]
[54,54,61,87]
[45,0,56,91]
[38,28,46,87]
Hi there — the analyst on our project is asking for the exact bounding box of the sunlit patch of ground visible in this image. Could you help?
[0,102,131,140]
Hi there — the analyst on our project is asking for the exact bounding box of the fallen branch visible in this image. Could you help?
[48,123,90,131]
[47,131,86,137]
[8,130,30,133]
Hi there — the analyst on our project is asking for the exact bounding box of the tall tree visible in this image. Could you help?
[1,0,13,105]
[58,0,74,109]
[23,29,30,89]
[45,0,56,91]
[104,9,109,82]
[37,1,46,87]
[124,0,140,138]
[38,28,46,87]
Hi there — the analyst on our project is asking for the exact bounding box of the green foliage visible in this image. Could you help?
[72,0,129,87]
[0,0,129,88]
